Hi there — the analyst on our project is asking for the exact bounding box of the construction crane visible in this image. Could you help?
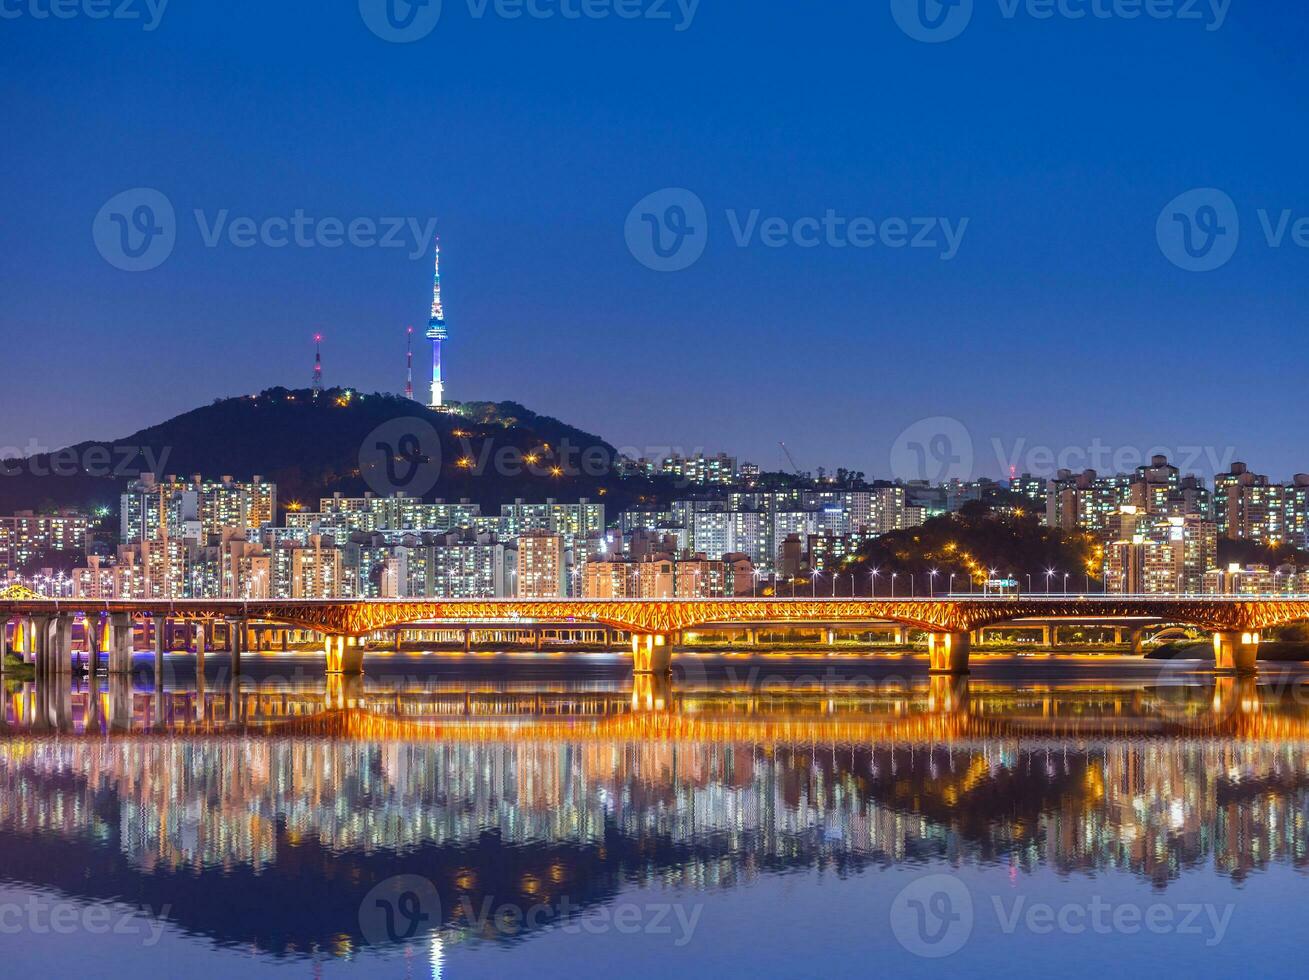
[779,441,803,476]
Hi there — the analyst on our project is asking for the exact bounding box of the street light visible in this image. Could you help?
[1063,573,1070,595]
[929,569,939,598]
[870,568,879,597]
[948,572,956,595]
[1045,568,1056,594]
[890,572,898,598]
[812,569,820,598]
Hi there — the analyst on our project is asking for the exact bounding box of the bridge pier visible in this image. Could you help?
[325,636,364,675]
[194,623,206,676]
[108,613,134,675]
[83,616,102,675]
[927,631,971,674]
[152,617,166,690]
[228,619,245,675]
[45,615,73,679]
[1213,631,1260,675]
[631,633,671,674]
[0,618,7,675]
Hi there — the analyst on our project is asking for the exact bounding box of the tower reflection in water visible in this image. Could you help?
[1,670,1308,961]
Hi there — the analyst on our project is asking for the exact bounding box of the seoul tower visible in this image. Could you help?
[312,333,323,398]
[404,326,415,401]
[426,239,449,408]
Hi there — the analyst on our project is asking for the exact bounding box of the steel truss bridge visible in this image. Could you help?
[5,596,1308,675]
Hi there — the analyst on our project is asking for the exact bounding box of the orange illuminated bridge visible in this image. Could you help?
[4,595,1309,675]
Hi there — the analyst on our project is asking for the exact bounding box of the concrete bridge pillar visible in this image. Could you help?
[325,635,364,675]
[48,615,73,678]
[153,617,166,691]
[927,631,971,675]
[0,618,7,675]
[631,633,672,674]
[28,616,50,678]
[7,618,21,663]
[1213,631,1260,675]
[109,613,134,675]
[83,616,102,675]
[194,622,207,678]
[227,619,245,675]
[1130,628,1146,656]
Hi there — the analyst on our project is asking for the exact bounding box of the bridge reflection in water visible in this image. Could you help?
[2,669,1309,963]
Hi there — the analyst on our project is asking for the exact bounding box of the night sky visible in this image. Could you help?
[3,1,1305,481]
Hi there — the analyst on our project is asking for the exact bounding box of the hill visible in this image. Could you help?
[0,388,675,518]
[838,501,1103,595]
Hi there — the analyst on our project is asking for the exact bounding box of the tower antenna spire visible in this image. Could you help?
[404,326,415,401]
[313,333,323,398]
[426,237,449,408]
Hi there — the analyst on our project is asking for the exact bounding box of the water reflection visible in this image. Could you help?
[2,666,1309,962]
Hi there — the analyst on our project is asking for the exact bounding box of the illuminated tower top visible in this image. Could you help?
[426,239,448,341]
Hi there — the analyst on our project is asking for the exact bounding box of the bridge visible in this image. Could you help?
[4,594,1308,676]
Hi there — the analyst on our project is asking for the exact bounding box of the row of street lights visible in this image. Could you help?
[751,567,1093,598]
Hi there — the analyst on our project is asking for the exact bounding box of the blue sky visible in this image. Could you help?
[2,0,1305,481]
